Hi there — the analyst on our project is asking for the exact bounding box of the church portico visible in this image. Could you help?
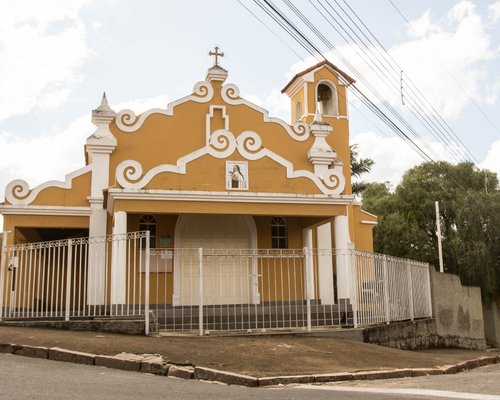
[1,51,386,331]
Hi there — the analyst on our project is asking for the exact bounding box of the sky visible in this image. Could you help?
[1,0,499,229]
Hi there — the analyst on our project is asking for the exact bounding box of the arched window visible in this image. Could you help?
[271,217,288,249]
[139,214,157,248]
[295,100,302,122]
[317,82,339,116]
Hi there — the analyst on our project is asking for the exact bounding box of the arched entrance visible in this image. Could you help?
[172,215,259,306]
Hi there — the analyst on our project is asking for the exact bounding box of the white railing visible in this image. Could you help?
[0,231,151,333]
[0,234,432,335]
[149,248,352,333]
[351,250,432,326]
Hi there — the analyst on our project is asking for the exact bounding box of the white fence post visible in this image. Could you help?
[65,239,73,322]
[406,261,414,321]
[349,248,358,328]
[426,264,433,318]
[144,232,150,335]
[198,247,204,336]
[303,247,312,332]
[0,232,8,321]
[382,255,390,324]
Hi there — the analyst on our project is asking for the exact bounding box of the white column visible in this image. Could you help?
[86,151,113,306]
[111,211,127,304]
[334,215,352,300]
[317,222,335,304]
[87,198,108,305]
[302,228,315,300]
[86,93,117,305]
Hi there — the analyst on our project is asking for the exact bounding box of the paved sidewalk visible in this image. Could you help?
[0,326,495,377]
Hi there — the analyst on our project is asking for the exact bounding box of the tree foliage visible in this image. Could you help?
[350,144,375,194]
[362,161,500,302]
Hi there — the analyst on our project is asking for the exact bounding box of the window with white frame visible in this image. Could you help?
[271,217,288,249]
[139,214,157,248]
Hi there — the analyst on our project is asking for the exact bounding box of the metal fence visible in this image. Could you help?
[350,250,432,327]
[0,231,151,333]
[148,248,352,334]
[0,233,432,335]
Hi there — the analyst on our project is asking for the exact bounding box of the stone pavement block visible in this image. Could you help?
[439,364,458,374]
[13,345,48,359]
[193,366,259,387]
[95,353,142,372]
[411,368,444,376]
[258,374,314,386]
[140,355,169,376]
[49,347,95,365]
[0,343,14,354]
[475,356,497,367]
[168,365,194,380]
[351,369,413,381]
[456,360,477,372]
[313,372,353,383]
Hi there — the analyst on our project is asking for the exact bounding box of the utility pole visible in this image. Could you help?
[435,201,444,273]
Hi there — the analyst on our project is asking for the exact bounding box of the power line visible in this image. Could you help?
[312,0,473,164]
[388,0,500,145]
[243,0,498,220]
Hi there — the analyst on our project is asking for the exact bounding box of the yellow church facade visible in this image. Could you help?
[0,57,377,311]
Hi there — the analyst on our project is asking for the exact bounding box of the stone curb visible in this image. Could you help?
[194,366,259,387]
[49,347,96,365]
[1,342,499,387]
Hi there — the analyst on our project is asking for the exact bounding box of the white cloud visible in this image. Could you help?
[289,1,497,120]
[0,95,169,231]
[0,0,97,122]
[351,131,455,188]
[244,88,290,121]
[481,139,500,177]
[489,1,500,22]
[352,132,500,190]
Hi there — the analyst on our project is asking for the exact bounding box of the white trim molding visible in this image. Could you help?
[5,165,92,206]
[115,81,214,133]
[115,80,311,143]
[220,83,310,142]
[106,188,354,211]
[0,205,92,216]
[115,129,346,195]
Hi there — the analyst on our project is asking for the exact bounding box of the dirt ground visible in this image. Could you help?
[0,326,494,377]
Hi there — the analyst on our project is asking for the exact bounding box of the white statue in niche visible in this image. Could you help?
[226,161,248,190]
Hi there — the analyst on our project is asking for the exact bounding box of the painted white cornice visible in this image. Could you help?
[5,165,92,206]
[106,188,354,212]
[0,205,92,216]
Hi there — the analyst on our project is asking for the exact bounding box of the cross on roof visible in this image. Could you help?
[209,46,224,67]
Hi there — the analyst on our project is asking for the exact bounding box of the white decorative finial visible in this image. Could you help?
[94,91,115,116]
[313,110,323,123]
[87,91,117,146]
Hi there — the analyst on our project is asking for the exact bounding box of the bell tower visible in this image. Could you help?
[282,61,355,194]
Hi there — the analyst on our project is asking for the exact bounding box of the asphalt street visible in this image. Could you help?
[1,353,499,400]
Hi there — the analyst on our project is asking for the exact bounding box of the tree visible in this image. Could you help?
[363,161,500,302]
[350,144,374,195]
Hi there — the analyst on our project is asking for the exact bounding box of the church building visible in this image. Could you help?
[0,50,377,311]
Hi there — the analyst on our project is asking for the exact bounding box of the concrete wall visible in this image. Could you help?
[483,302,500,347]
[363,268,486,350]
[430,268,485,349]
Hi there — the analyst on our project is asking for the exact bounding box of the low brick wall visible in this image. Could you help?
[363,268,486,350]
[0,319,158,336]
[363,319,486,350]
